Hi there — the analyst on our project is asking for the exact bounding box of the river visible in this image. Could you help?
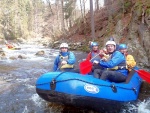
[0,44,150,113]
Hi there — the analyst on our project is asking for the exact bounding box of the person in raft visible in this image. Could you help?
[86,42,108,72]
[5,41,15,49]
[119,44,136,72]
[53,43,76,71]
[93,40,128,83]
[109,37,120,51]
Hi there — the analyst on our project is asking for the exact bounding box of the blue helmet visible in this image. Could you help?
[91,42,99,47]
[119,44,127,50]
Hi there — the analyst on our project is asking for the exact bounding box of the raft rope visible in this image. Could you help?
[55,78,141,91]
[36,72,142,92]
[36,71,67,86]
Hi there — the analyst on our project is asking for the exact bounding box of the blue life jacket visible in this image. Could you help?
[110,53,126,68]
[53,51,76,71]
[100,51,128,76]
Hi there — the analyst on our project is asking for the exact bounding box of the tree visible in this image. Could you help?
[64,0,76,28]
[95,0,99,10]
[0,0,45,40]
[46,0,54,15]
[61,0,65,32]
[80,0,84,19]
[90,0,95,39]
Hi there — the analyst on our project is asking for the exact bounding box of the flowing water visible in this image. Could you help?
[0,44,150,113]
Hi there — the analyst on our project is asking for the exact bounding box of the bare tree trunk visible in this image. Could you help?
[55,0,61,31]
[90,0,95,39]
[70,0,76,28]
[95,0,99,10]
[142,7,145,24]
[80,0,84,19]
[104,0,109,6]
[55,0,59,20]
[68,18,71,28]
[14,0,18,38]
[61,0,65,32]
[83,0,86,17]
[34,3,38,38]
[46,0,53,15]
[122,0,124,17]
[106,0,113,36]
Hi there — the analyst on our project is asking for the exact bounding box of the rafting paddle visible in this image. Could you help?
[134,69,150,83]
[79,51,103,75]
[79,59,93,75]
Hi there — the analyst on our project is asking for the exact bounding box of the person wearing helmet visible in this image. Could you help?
[109,37,119,51]
[93,41,128,83]
[119,44,128,55]
[53,43,76,71]
[119,44,136,71]
[86,42,103,62]
[86,42,105,73]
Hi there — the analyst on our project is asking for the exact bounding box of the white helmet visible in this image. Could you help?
[60,43,68,48]
[106,41,116,46]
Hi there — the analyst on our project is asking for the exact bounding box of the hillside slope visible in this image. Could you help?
[59,0,150,70]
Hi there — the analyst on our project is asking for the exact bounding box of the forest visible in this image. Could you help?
[0,0,94,41]
[0,0,150,71]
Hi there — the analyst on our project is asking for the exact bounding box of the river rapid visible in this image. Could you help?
[0,44,150,113]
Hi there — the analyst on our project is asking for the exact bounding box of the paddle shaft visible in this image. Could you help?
[132,68,150,83]
[79,52,101,74]
[90,51,102,62]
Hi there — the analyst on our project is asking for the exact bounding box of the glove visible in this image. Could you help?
[61,60,67,65]
[93,60,99,64]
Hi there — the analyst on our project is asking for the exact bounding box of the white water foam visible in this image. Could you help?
[138,99,150,113]
[30,94,43,107]
[1,44,55,61]
[22,106,29,113]
[24,84,35,89]
[120,99,150,113]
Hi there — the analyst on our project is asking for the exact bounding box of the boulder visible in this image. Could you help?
[18,55,27,59]
[35,50,45,56]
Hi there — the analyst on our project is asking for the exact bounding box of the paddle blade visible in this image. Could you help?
[79,60,92,75]
[135,69,150,83]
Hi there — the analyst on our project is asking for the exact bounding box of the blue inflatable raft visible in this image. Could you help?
[36,69,142,112]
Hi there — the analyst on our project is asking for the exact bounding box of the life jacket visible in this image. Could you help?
[126,54,136,71]
[90,50,102,62]
[59,54,68,61]
[108,53,127,71]
[59,52,74,69]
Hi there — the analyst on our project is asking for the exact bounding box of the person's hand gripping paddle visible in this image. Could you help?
[79,52,102,75]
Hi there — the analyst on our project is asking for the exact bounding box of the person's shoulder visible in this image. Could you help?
[126,54,134,59]
[55,54,60,58]
[68,51,75,55]
[68,51,74,54]
[127,54,133,57]
[114,51,122,54]
[113,51,124,56]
